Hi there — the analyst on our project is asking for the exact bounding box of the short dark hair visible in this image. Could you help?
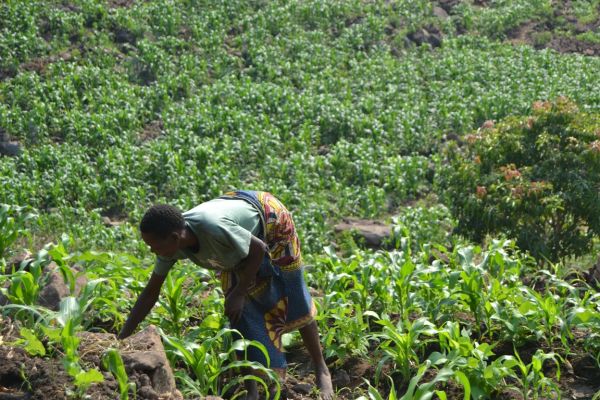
[139,204,185,239]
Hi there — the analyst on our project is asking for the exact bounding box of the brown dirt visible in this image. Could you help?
[559,354,600,399]
[1,50,74,81]
[1,314,598,399]
[508,21,541,46]
[139,120,164,142]
[548,36,600,56]
[0,345,72,400]
[107,0,137,8]
[436,0,461,14]
[0,344,77,399]
[506,1,600,56]
[0,67,18,81]
[0,323,180,400]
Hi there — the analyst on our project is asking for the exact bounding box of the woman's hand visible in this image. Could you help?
[224,236,266,324]
[118,272,166,340]
[224,289,246,324]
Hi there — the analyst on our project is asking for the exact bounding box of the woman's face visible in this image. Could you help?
[141,231,179,258]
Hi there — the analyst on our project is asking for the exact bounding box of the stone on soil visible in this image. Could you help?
[334,218,392,249]
[78,326,183,400]
[37,262,87,311]
[292,382,313,394]
[122,325,183,400]
[332,369,351,388]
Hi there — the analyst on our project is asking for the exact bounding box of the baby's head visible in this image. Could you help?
[140,204,184,257]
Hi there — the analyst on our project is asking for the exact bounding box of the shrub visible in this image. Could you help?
[439,97,600,262]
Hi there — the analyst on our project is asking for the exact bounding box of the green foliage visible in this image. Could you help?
[391,203,456,252]
[0,204,37,260]
[14,327,46,356]
[375,317,437,384]
[571,0,600,24]
[103,349,135,400]
[3,0,600,254]
[576,31,600,45]
[162,328,280,398]
[452,0,553,39]
[503,349,561,399]
[1,1,600,398]
[532,31,552,47]
[441,98,600,262]
[58,297,105,396]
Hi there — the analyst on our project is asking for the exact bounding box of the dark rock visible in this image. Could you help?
[332,369,351,388]
[334,218,392,249]
[122,326,183,399]
[0,142,21,157]
[137,385,159,400]
[102,216,123,227]
[4,250,33,274]
[76,327,183,399]
[292,383,313,395]
[0,281,9,306]
[436,0,460,13]
[585,258,600,288]
[113,28,136,45]
[137,373,152,387]
[37,270,69,310]
[122,352,166,372]
[407,28,442,48]
[432,6,449,20]
[37,262,87,311]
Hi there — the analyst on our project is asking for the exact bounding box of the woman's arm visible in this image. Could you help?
[224,235,267,323]
[117,272,167,339]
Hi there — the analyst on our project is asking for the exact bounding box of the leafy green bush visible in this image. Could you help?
[440,97,600,262]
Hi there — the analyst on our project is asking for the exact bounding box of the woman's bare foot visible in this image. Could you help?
[299,321,335,399]
[315,365,334,399]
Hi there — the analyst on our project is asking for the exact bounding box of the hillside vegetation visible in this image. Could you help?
[1,1,599,399]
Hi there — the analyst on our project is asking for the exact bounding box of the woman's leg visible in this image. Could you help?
[243,378,259,400]
[299,321,334,399]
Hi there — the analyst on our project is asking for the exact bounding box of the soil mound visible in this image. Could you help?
[0,325,182,400]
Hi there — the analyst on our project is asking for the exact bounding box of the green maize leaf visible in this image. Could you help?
[570,307,599,324]
[200,313,221,329]
[58,297,80,328]
[41,325,62,342]
[102,348,131,400]
[367,383,384,400]
[435,391,447,400]
[453,370,471,400]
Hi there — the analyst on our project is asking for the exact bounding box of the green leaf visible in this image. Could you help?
[19,327,45,356]
[74,368,104,387]
[453,371,471,400]
[571,307,598,323]
[102,349,130,400]
[58,297,80,328]
[200,313,221,329]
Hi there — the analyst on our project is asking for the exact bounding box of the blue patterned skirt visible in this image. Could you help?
[219,191,316,370]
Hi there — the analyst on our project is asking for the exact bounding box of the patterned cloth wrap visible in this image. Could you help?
[219,190,316,370]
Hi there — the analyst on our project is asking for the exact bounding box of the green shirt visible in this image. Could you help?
[153,198,261,276]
